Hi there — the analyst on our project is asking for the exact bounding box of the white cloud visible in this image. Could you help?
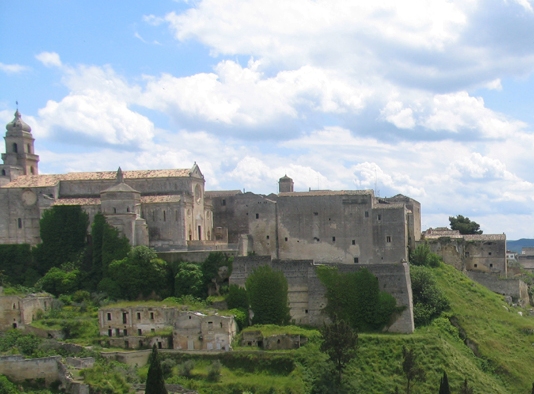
[380,101,415,129]
[35,52,62,68]
[0,63,28,74]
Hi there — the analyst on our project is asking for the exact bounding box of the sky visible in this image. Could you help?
[2,1,534,239]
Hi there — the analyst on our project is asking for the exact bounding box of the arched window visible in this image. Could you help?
[12,143,17,153]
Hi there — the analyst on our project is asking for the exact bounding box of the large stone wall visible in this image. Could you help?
[229,256,414,333]
[0,355,60,384]
[466,271,530,305]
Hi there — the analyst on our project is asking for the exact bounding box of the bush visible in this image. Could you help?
[410,243,441,268]
[411,265,449,326]
[179,360,195,378]
[207,360,222,382]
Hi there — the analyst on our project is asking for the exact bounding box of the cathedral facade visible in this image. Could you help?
[0,111,213,250]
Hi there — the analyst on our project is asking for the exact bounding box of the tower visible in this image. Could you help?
[1,110,39,184]
[278,174,294,193]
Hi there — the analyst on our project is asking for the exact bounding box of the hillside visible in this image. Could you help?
[506,238,534,253]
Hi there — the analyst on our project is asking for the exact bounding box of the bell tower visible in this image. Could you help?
[1,110,39,183]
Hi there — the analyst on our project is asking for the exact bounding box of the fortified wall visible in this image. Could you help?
[466,271,530,305]
[229,256,414,333]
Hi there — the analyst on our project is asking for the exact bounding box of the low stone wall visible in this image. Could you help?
[0,355,59,385]
[100,349,152,366]
[467,271,530,305]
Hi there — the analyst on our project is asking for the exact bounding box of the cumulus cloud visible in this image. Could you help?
[35,52,62,68]
[0,63,28,74]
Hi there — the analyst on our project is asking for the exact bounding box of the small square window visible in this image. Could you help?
[285,237,288,242]
[354,257,359,263]
[490,263,493,268]
[352,240,356,245]
[474,264,478,268]
[266,235,270,240]
[256,213,259,219]
[489,252,492,256]
[386,236,391,243]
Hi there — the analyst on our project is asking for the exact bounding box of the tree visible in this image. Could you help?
[449,215,482,235]
[38,266,80,296]
[317,266,397,332]
[459,378,473,394]
[145,344,168,394]
[33,205,89,275]
[320,318,358,386]
[246,265,291,325]
[107,246,169,300]
[438,371,450,394]
[402,346,425,394]
[409,243,441,268]
[201,252,233,296]
[174,263,204,298]
[410,266,449,327]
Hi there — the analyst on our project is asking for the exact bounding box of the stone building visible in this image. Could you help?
[0,290,53,330]
[0,111,213,251]
[422,228,507,275]
[97,305,236,350]
[173,312,236,351]
[207,178,421,265]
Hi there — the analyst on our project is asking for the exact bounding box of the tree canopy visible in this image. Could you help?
[320,318,358,386]
[174,262,204,298]
[246,265,291,325]
[317,266,397,332]
[106,246,170,300]
[33,205,89,275]
[410,266,449,327]
[449,215,482,235]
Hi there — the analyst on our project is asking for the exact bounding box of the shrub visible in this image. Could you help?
[411,265,449,326]
[179,360,195,378]
[207,360,222,382]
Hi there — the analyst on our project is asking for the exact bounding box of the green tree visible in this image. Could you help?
[0,244,33,286]
[145,345,168,394]
[246,265,291,325]
[410,266,449,327]
[201,252,233,296]
[320,318,358,386]
[459,378,473,394]
[174,263,204,298]
[38,266,80,296]
[438,371,450,394]
[317,266,397,332]
[226,284,248,310]
[409,243,441,267]
[0,375,18,394]
[449,215,482,235]
[402,346,425,394]
[107,246,169,300]
[33,205,89,275]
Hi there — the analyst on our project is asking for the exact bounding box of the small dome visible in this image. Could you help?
[6,110,32,133]
[279,174,292,181]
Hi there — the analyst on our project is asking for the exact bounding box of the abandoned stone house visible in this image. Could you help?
[97,305,236,351]
[422,228,507,275]
[0,289,53,331]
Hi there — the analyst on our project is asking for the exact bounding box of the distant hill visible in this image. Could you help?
[506,238,534,253]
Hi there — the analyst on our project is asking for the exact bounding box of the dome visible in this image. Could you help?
[279,174,293,182]
[6,110,32,133]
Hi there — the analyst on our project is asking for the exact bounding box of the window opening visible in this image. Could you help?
[12,143,17,153]
[332,236,336,242]
[107,313,111,321]
[352,240,356,245]
[386,236,391,243]
[17,218,22,229]
[354,257,359,263]
[256,213,259,219]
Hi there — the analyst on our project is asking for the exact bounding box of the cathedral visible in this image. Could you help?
[0,110,213,250]
[0,111,421,264]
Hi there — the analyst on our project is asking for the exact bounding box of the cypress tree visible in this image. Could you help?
[145,344,168,394]
[438,371,450,394]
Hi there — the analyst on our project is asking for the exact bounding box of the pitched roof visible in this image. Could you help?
[1,168,193,189]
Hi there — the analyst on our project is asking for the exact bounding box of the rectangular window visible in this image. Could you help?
[378,214,381,221]
[352,240,356,245]
[332,236,336,242]
[386,236,391,243]
[115,328,120,336]
[17,218,22,229]
[354,257,359,263]
[489,263,493,268]
[138,329,142,336]
[108,329,112,337]
[107,313,112,321]
[285,237,288,242]
[150,312,154,320]
[122,312,127,324]
[256,213,259,219]
[222,199,226,206]
[123,329,128,336]
[137,312,141,320]
[365,211,369,218]
[266,235,270,240]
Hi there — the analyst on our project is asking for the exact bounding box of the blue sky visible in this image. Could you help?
[2,0,534,239]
